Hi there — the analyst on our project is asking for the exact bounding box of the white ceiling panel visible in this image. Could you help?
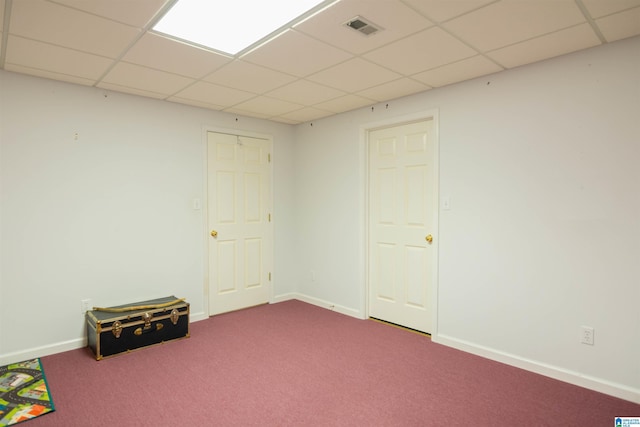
[168,96,226,111]
[279,107,334,123]
[10,0,141,58]
[232,96,304,117]
[413,55,502,87]
[266,80,345,106]
[401,0,495,23]
[595,7,640,42]
[172,81,255,107]
[356,78,431,102]
[224,106,272,120]
[124,33,231,79]
[487,24,602,69]
[5,35,113,80]
[581,0,640,19]
[204,60,297,94]
[101,62,194,96]
[241,30,352,77]
[295,0,433,54]
[443,0,586,52]
[97,81,168,100]
[269,117,300,125]
[49,0,170,28]
[364,27,477,75]
[5,63,96,87]
[314,93,375,113]
[307,58,402,92]
[2,0,637,124]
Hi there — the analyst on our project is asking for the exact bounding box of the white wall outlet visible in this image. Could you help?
[580,326,594,345]
[81,299,92,314]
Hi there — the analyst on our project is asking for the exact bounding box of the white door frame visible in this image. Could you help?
[360,109,440,336]
[202,125,275,317]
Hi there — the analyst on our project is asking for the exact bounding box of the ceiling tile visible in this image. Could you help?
[268,117,301,125]
[595,7,640,42]
[5,35,113,80]
[171,81,255,107]
[232,96,304,116]
[295,0,433,54]
[307,58,402,92]
[314,94,375,113]
[279,107,334,123]
[96,82,168,100]
[4,63,96,87]
[266,80,345,106]
[4,0,632,124]
[401,0,495,23]
[167,97,226,111]
[357,78,431,102]
[204,60,297,94]
[101,62,194,96]
[364,27,477,75]
[241,29,352,77]
[443,0,586,52]
[224,107,272,120]
[487,24,602,69]
[413,55,502,87]
[49,0,170,28]
[10,0,141,58]
[581,0,640,19]
[124,33,231,79]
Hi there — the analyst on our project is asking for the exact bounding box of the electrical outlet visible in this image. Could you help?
[81,299,92,314]
[581,326,594,345]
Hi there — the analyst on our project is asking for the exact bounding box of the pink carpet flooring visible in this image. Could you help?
[27,300,639,426]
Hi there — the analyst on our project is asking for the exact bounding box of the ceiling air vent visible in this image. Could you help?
[345,16,382,36]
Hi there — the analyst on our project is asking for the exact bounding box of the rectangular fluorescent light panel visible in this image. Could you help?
[153,0,329,55]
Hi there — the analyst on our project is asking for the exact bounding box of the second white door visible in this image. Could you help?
[368,119,436,333]
[208,132,272,316]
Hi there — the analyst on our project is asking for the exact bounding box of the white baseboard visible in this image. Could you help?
[0,338,86,366]
[189,310,208,322]
[271,292,298,304]
[275,295,640,403]
[434,333,640,404]
[0,310,209,366]
[272,292,363,319]
[7,301,634,405]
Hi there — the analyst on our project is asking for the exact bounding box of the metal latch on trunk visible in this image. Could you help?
[142,312,152,330]
[112,320,122,338]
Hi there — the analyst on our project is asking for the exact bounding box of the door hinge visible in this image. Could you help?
[268,153,271,163]
[268,272,271,281]
[268,213,271,222]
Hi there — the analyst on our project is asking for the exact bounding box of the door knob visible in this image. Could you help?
[425,234,433,244]
[210,230,218,238]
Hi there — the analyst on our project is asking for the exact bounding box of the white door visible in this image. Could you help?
[207,132,272,315]
[368,120,436,333]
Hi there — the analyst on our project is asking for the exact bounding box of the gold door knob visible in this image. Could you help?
[210,230,218,238]
[425,234,433,244]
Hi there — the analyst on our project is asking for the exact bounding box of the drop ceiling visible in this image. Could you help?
[1,0,639,124]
